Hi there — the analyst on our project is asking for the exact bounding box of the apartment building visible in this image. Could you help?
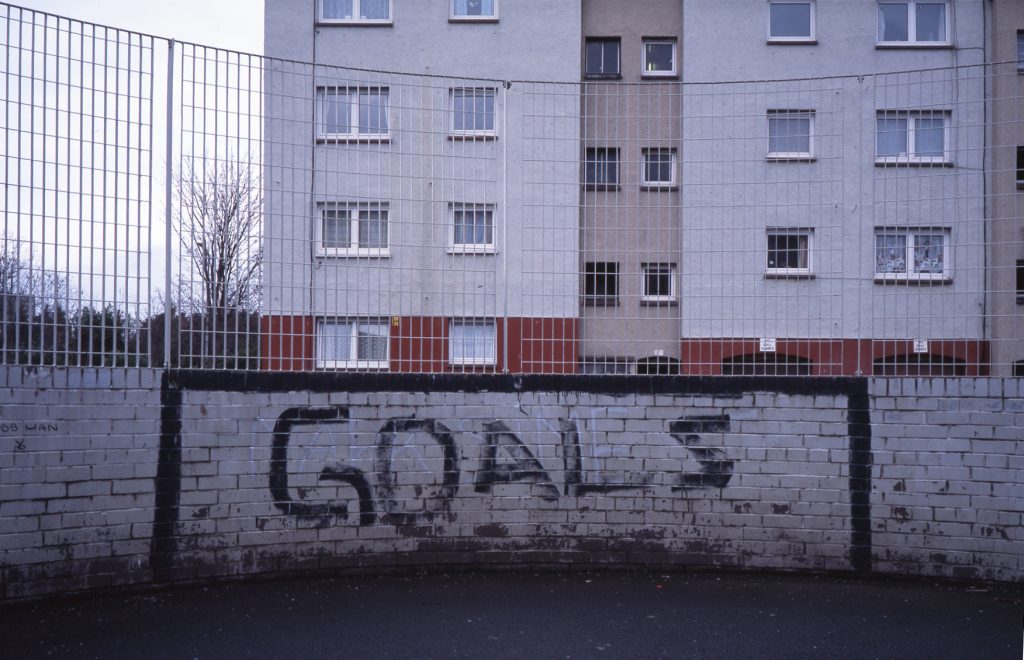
[987,0,1024,376]
[680,0,987,375]
[261,0,1011,376]
[261,0,582,372]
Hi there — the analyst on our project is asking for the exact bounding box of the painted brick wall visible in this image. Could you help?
[868,378,1023,579]
[0,367,163,598]
[0,368,1021,599]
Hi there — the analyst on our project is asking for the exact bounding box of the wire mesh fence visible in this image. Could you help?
[1,2,1022,376]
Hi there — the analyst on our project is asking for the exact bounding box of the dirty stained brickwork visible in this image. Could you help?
[0,367,1021,599]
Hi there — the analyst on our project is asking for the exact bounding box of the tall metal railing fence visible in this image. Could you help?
[2,4,1022,376]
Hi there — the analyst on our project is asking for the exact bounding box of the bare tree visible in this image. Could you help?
[173,156,263,369]
[0,237,74,365]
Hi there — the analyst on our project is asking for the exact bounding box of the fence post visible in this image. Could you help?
[164,40,175,369]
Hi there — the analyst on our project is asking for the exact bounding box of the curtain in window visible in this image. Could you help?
[915,3,945,41]
[769,116,810,154]
[914,117,944,156]
[323,0,353,19]
[453,90,494,132]
[1017,33,1024,66]
[319,323,352,362]
[358,210,387,248]
[454,207,491,245]
[877,3,908,41]
[913,235,944,273]
[320,90,350,135]
[454,0,494,16]
[358,91,388,134]
[322,208,349,248]
[361,0,389,19]
[876,234,907,273]
[356,324,388,360]
[876,117,907,156]
[452,323,495,362]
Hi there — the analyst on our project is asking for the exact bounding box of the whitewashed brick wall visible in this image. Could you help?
[0,368,1020,599]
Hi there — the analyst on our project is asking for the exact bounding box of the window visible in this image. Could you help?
[583,262,619,306]
[317,320,389,369]
[636,356,680,376]
[449,320,496,366]
[641,263,676,303]
[642,38,677,77]
[319,0,392,24]
[451,0,498,20]
[316,87,390,141]
[872,354,965,377]
[1017,146,1024,188]
[766,229,812,276]
[1018,31,1024,70]
[584,148,619,188]
[874,228,950,282]
[1014,360,1024,378]
[1017,259,1024,304]
[721,354,812,376]
[768,1,814,42]
[875,111,949,165]
[767,110,814,160]
[641,148,677,187]
[450,88,496,137]
[578,357,632,375]
[877,2,949,46]
[585,38,621,78]
[318,203,389,256]
[450,203,495,252]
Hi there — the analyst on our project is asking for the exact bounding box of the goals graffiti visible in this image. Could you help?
[268,406,734,526]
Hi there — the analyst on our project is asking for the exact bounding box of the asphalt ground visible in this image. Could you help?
[1,571,1021,659]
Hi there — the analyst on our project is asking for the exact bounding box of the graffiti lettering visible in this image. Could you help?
[269,408,735,528]
[474,420,559,501]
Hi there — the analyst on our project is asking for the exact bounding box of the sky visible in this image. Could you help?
[5,1,265,310]
[12,0,264,53]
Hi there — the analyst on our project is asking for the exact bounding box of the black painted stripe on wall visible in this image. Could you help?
[151,372,182,582]
[847,388,873,572]
[167,370,864,397]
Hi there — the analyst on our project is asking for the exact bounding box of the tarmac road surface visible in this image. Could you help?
[1,570,1021,659]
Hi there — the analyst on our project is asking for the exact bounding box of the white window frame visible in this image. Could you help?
[449,203,496,254]
[316,319,390,370]
[316,202,390,257]
[875,110,951,165]
[641,263,677,303]
[315,86,391,142]
[874,227,951,283]
[876,2,951,47]
[641,38,677,78]
[450,87,497,138]
[449,319,497,366]
[767,110,815,161]
[318,0,393,25]
[766,228,813,277]
[450,0,498,22]
[641,148,678,188]
[767,1,815,43]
